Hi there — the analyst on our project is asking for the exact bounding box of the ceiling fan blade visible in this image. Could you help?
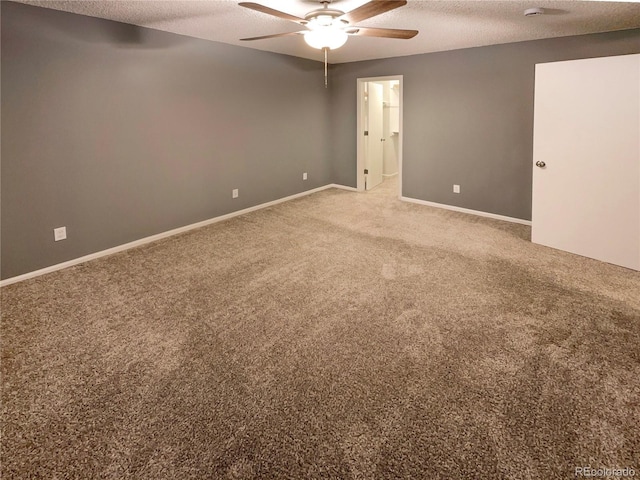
[239,2,306,25]
[341,0,407,24]
[348,27,418,40]
[240,31,305,41]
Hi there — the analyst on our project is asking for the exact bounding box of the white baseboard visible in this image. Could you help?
[0,184,339,287]
[382,173,399,178]
[400,196,532,226]
[331,183,358,192]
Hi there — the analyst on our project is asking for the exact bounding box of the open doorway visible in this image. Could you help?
[356,75,403,197]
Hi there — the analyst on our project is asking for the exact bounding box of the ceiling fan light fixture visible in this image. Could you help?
[304,27,348,50]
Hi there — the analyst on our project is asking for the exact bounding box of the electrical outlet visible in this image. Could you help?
[303,172,308,180]
[232,189,239,199]
[54,226,67,241]
[453,184,461,194]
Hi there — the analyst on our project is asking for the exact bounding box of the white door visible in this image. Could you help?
[532,54,640,270]
[366,82,384,190]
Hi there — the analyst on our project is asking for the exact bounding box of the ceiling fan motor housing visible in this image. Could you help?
[304,8,347,26]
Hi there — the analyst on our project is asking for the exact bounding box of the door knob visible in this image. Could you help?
[536,161,546,168]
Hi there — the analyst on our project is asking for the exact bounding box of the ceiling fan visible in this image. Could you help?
[239,0,418,86]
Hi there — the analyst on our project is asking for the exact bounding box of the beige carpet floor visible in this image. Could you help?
[2,177,639,479]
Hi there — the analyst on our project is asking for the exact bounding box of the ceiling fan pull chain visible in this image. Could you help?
[324,47,328,88]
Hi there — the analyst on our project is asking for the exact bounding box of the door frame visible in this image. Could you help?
[356,75,404,196]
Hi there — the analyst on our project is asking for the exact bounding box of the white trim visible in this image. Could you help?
[0,184,341,287]
[357,75,403,199]
[382,172,399,178]
[331,184,358,192]
[400,196,532,226]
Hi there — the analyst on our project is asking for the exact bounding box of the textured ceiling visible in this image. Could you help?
[12,0,640,63]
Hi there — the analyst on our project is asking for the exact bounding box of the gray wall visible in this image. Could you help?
[1,2,330,279]
[329,29,640,220]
